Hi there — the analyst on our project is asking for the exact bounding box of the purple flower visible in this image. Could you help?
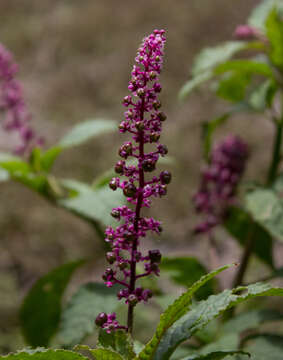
[96,30,170,334]
[233,25,260,41]
[0,43,44,155]
[193,135,248,234]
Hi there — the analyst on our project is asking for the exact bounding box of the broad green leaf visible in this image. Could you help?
[179,71,213,100]
[202,114,230,159]
[98,330,135,360]
[59,119,116,148]
[199,333,239,355]
[40,147,62,172]
[150,283,283,360]
[245,188,283,242]
[137,265,234,360]
[91,349,124,360]
[192,42,249,76]
[243,334,283,359]
[59,181,124,227]
[224,206,274,267]
[58,283,119,347]
[0,349,88,360]
[216,72,252,103]
[179,351,249,360]
[214,60,273,78]
[248,0,283,30]
[20,260,85,347]
[222,309,283,335]
[160,257,215,300]
[266,8,283,70]
[248,79,277,111]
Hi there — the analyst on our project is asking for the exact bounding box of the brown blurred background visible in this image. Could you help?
[1,0,280,352]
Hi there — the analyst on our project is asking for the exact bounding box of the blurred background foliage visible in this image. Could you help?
[1,0,282,354]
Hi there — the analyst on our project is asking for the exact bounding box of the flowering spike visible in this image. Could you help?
[193,135,248,234]
[0,43,43,155]
[97,29,169,334]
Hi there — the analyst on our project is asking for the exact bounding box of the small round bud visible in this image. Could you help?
[149,71,157,80]
[137,88,145,97]
[135,121,144,131]
[106,252,116,264]
[128,294,138,306]
[155,55,160,62]
[157,112,166,121]
[124,231,135,242]
[157,224,163,233]
[126,109,133,118]
[150,132,160,142]
[158,144,168,155]
[102,268,114,281]
[160,171,172,184]
[149,249,162,263]
[118,261,128,270]
[109,179,117,191]
[111,209,120,219]
[159,184,167,196]
[119,142,132,158]
[123,183,137,197]
[95,312,108,326]
[115,160,125,174]
[142,158,156,172]
[153,100,161,110]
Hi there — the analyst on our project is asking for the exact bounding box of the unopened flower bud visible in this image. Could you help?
[142,158,156,172]
[149,71,157,80]
[128,294,138,306]
[160,170,172,184]
[109,179,117,191]
[123,183,137,197]
[157,112,166,121]
[158,144,168,155]
[118,261,128,270]
[115,160,125,174]
[106,252,116,264]
[150,132,160,142]
[149,249,162,263]
[95,312,108,326]
[153,100,161,110]
[111,209,120,219]
[135,121,144,131]
[137,88,145,97]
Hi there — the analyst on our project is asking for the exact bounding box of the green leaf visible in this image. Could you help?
[0,168,9,181]
[224,206,274,267]
[59,119,116,148]
[202,114,230,159]
[248,79,277,111]
[19,260,85,347]
[150,282,283,360]
[222,309,283,335]
[243,334,283,360]
[248,0,283,30]
[214,60,274,78]
[245,188,283,242]
[91,349,124,360]
[160,257,215,300]
[266,8,283,70]
[179,351,249,360]
[192,42,249,76]
[58,283,119,347]
[40,147,62,172]
[0,349,88,359]
[59,181,124,227]
[179,71,213,100]
[137,264,234,360]
[216,72,252,103]
[98,330,135,360]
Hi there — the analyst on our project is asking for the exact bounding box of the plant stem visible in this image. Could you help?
[267,118,283,186]
[127,104,145,334]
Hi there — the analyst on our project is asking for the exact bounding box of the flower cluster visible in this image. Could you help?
[95,29,170,333]
[193,135,248,234]
[0,44,43,155]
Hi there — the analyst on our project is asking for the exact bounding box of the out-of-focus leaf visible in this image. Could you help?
[214,60,274,77]
[243,334,283,360]
[245,188,283,242]
[248,0,283,30]
[216,72,252,102]
[0,349,89,360]
[137,265,234,360]
[266,8,283,71]
[58,283,119,347]
[249,79,277,111]
[59,181,124,227]
[59,119,116,148]
[20,260,85,347]
[98,330,135,360]
[179,351,249,360]
[0,168,9,181]
[222,309,283,334]
[224,206,274,268]
[202,114,230,159]
[179,71,213,100]
[192,42,249,76]
[147,283,283,360]
[160,257,215,300]
[40,146,62,172]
